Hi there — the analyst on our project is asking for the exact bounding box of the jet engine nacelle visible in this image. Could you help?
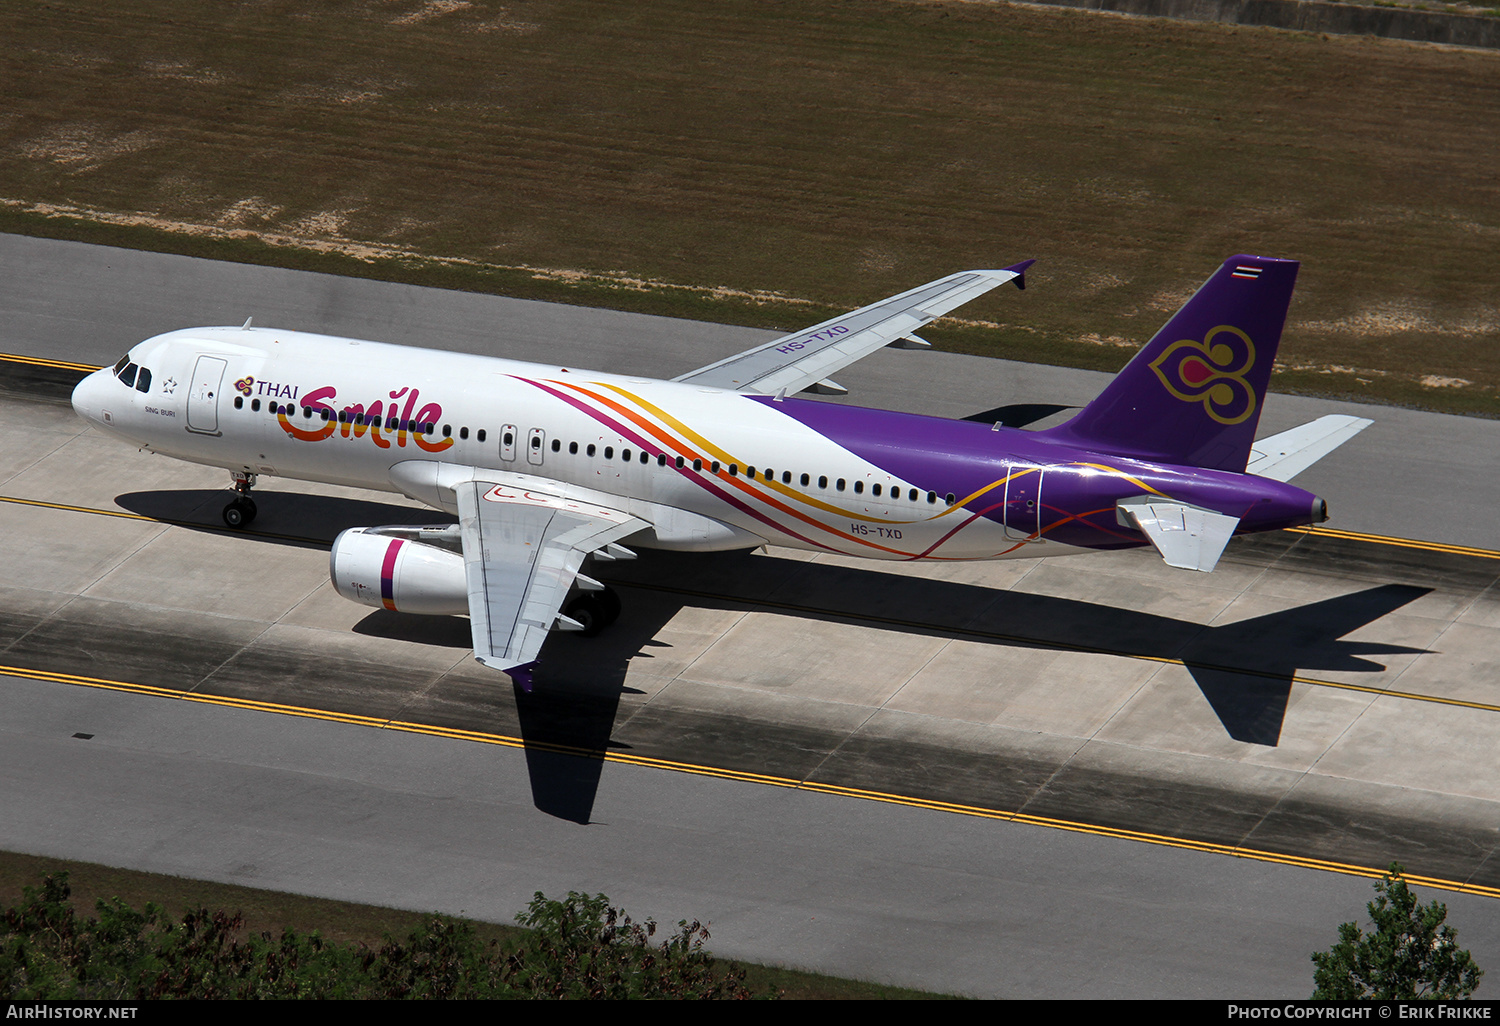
[330,527,468,615]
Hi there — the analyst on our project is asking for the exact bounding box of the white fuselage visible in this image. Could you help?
[72,326,1062,561]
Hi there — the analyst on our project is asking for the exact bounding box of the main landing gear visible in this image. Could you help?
[223,472,258,529]
[563,587,622,637]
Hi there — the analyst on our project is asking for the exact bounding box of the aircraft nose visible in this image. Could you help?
[71,368,111,425]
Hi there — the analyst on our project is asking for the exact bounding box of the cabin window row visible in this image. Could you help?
[229,396,957,506]
[232,396,487,442]
[550,440,955,505]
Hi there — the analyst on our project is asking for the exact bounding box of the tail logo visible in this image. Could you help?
[1149,325,1256,425]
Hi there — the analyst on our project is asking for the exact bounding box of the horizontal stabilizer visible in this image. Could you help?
[1246,415,1373,482]
[1117,496,1240,573]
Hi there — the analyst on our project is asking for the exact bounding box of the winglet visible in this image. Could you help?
[506,660,539,693]
[1003,259,1036,290]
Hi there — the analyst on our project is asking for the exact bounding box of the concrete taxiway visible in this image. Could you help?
[2,234,1499,997]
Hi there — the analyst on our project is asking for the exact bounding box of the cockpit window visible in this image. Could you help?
[113,355,130,375]
[135,367,152,393]
[117,362,138,388]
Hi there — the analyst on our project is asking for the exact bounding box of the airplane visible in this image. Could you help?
[69,254,1370,689]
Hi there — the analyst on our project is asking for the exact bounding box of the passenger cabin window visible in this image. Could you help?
[460,427,469,440]
[234,396,243,409]
[551,439,560,452]
[587,443,596,457]
[477,429,487,443]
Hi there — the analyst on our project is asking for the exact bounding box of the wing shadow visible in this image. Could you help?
[350,586,684,826]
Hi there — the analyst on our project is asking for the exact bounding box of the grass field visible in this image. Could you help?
[2,0,1497,414]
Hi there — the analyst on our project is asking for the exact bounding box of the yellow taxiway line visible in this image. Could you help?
[2,352,101,373]
[2,659,1496,901]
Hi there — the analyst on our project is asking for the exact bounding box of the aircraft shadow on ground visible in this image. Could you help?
[498,549,1427,822]
[597,549,1432,752]
[115,489,455,547]
[117,489,1432,819]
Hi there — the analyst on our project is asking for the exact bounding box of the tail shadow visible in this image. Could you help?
[1178,584,1431,746]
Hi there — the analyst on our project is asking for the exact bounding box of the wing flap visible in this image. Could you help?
[672,267,1024,395]
[455,481,646,673]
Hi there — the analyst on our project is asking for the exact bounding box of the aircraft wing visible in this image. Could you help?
[454,481,646,677]
[672,263,1032,395]
[1246,415,1372,482]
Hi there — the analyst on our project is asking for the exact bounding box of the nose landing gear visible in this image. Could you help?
[223,472,258,529]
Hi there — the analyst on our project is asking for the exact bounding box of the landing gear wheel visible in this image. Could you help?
[595,586,622,627]
[224,471,259,529]
[564,594,607,637]
[223,497,257,529]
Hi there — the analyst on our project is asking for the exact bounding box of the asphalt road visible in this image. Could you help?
[9,671,1500,1000]
[2,233,1498,998]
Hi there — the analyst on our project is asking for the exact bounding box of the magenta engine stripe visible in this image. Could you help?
[380,538,403,610]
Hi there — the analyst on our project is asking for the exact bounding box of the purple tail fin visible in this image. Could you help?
[1040,255,1299,471]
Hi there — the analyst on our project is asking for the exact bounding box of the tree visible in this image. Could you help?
[2,874,763,999]
[1312,862,1482,999]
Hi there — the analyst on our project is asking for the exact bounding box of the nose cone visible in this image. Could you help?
[71,368,112,426]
